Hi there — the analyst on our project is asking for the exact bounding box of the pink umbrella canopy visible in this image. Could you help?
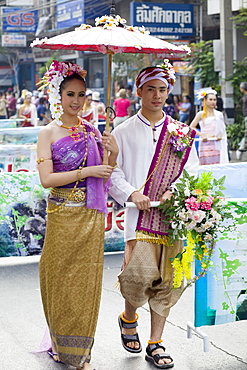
[31,19,188,56]
[31,5,190,131]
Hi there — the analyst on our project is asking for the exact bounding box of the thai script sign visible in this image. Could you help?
[1,7,38,33]
[130,2,194,37]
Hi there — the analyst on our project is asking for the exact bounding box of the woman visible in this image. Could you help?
[190,88,229,165]
[36,61,118,370]
[178,95,191,123]
[19,93,38,126]
[80,90,95,124]
[113,88,131,128]
[163,95,176,118]
[7,92,17,118]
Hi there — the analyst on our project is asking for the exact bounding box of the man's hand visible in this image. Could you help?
[159,189,173,204]
[129,191,151,210]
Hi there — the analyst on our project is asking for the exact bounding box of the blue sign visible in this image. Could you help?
[56,0,84,29]
[1,7,38,33]
[130,2,194,37]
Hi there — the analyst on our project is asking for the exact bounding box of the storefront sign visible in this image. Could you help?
[130,2,194,37]
[56,0,84,29]
[0,66,13,85]
[1,34,26,47]
[1,7,38,33]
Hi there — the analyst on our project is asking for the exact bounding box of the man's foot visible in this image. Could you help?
[118,312,142,353]
[145,343,174,368]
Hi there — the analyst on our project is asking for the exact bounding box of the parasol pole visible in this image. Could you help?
[105,52,112,132]
[105,0,116,133]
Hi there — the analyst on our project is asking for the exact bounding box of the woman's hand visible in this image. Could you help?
[102,131,119,155]
[201,133,208,142]
[86,164,113,179]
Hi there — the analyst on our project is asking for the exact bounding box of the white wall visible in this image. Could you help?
[208,0,247,15]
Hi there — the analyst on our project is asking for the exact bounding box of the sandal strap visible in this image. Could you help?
[119,313,138,329]
[146,343,166,356]
[120,319,138,329]
[153,353,173,363]
[122,333,139,341]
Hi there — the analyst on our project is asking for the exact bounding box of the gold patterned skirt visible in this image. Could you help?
[40,190,105,367]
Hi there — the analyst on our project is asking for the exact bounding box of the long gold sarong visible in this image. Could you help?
[118,240,184,318]
[39,200,105,367]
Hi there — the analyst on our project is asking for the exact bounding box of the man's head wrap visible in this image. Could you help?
[135,59,176,92]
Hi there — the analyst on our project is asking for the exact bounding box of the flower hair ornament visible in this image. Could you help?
[136,59,176,92]
[37,60,87,126]
[197,88,217,101]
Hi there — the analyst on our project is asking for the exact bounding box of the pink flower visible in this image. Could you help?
[201,196,214,210]
[185,196,200,211]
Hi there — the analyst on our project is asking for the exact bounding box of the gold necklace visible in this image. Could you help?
[61,117,81,141]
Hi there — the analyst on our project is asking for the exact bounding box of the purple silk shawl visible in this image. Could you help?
[51,122,109,215]
[136,115,196,238]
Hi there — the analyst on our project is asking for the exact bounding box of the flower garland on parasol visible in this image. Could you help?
[159,170,235,290]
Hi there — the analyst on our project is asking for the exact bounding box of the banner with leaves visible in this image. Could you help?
[0,172,125,257]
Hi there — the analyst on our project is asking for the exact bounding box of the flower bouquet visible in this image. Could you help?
[159,170,234,289]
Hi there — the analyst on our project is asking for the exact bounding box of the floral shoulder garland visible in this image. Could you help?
[167,120,193,158]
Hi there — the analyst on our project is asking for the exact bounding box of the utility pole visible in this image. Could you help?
[220,0,234,123]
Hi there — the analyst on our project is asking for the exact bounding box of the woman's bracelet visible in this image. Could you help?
[111,163,118,169]
[77,167,85,182]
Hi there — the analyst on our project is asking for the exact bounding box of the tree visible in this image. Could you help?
[231,7,247,36]
[226,57,247,119]
[112,53,146,88]
[184,40,220,92]
[1,49,20,97]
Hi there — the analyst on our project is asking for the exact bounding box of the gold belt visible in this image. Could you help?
[50,187,86,203]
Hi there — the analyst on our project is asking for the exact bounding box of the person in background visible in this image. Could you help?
[109,60,198,369]
[19,92,38,127]
[0,92,7,119]
[240,82,247,120]
[7,92,17,118]
[178,95,192,123]
[5,88,12,116]
[37,97,51,125]
[36,60,118,370]
[163,95,176,119]
[236,82,247,156]
[173,94,181,119]
[32,91,40,107]
[80,90,95,124]
[113,88,131,128]
[91,91,106,122]
[126,85,137,116]
[190,88,229,165]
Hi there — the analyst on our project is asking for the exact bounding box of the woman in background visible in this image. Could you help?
[190,88,228,165]
[19,93,38,126]
[113,88,131,128]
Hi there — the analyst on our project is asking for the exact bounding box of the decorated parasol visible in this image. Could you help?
[31,2,190,131]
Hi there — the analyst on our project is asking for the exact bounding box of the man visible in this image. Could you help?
[240,82,247,119]
[126,85,138,116]
[109,61,199,369]
[237,82,247,157]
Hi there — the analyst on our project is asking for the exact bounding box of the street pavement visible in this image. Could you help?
[0,253,247,370]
